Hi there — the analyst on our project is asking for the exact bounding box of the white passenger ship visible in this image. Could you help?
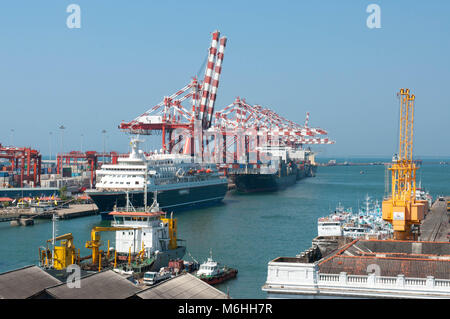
[86,137,228,220]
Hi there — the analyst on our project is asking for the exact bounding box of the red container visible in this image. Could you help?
[168,259,185,271]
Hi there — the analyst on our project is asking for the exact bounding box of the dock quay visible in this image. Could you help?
[420,197,450,242]
[0,204,99,224]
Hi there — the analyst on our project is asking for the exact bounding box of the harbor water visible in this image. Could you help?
[0,158,449,298]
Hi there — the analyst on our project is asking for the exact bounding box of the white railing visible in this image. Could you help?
[317,272,450,292]
[319,273,339,282]
[435,280,450,287]
[347,275,368,284]
[405,278,427,286]
[376,276,397,285]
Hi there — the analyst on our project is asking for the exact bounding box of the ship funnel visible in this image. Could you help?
[129,136,145,159]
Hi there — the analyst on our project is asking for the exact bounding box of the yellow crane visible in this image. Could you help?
[382,89,427,240]
[85,226,140,264]
[161,213,178,250]
[40,233,77,270]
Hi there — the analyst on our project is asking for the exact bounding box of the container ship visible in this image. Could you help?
[228,146,316,193]
[86,138,228,220]
[288,147,317,179]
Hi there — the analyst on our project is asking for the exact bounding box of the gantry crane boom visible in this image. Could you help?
[118,30,334,161]
[382,89,427,240]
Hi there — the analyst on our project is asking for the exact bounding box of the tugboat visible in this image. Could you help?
[195,251,237,285]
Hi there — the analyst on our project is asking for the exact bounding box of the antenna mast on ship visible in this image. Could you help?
[51,213,59,268]
[125,190,136,212]
[144,164,148,211]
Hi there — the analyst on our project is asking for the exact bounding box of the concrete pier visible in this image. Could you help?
[420,197,449,242]
[53,204,98,219]
[0,204,99,224]
[19,218,34,226]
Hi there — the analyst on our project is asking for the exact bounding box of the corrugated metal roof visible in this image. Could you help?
[0,265,62,299]
[136,273,229,299]
[44,270,142,299]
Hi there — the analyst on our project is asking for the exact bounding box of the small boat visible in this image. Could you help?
[195,253,237,285]
[317,196,393,239]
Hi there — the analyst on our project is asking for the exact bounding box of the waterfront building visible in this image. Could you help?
[262,239,450,298]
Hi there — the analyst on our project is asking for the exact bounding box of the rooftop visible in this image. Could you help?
[43,270,142,299]
[318,239,450,279]
[0,265,62,299]
[136,273,229,299]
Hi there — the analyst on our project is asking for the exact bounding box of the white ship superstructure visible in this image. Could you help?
[94,138,221,192]
[86,137,228,219]
[111,210,170,256]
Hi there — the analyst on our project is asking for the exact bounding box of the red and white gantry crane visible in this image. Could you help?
[118,30,334,165]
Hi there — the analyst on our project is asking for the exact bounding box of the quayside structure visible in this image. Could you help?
[382,88,427,240]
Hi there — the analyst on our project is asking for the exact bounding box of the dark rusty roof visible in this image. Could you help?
[136,273,229,299]
[318,239,450,279]
[0,265,62,299]
[44,270,142,299]
[319,256,450,279]
[345,240,450,256]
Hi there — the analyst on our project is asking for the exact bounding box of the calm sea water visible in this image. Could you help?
[0,158,449,298]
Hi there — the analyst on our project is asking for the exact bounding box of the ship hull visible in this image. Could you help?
[88,182,228,220]
[296,164,306,180]
[231,172,297,193]
[198,268,238,285]
[116,246,187,273]
[305,164,317,177]
[151,246,186,272]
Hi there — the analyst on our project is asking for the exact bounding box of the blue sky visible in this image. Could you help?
[0,1,449,157]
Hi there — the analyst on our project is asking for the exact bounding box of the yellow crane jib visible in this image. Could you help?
[85,226,139,264]
[382,89,426,240]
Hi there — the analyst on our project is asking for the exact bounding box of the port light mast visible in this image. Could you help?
[382,88,426,240]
